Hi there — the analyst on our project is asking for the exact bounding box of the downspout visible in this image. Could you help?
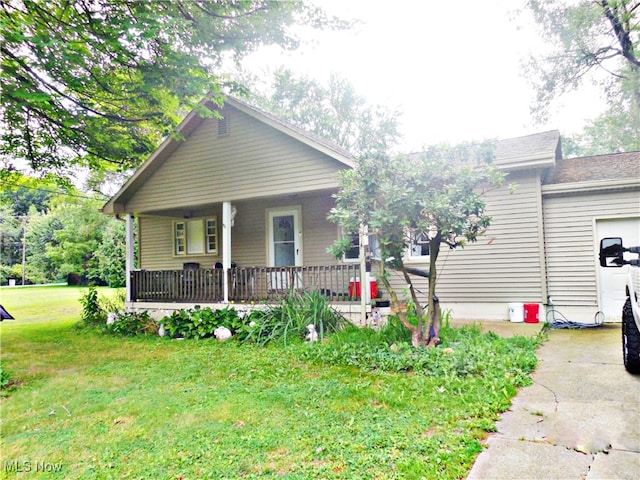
[536,169,549,305]
[222,201,232,303]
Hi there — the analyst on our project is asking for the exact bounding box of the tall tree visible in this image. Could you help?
[0,204,21,268]
[525,0,639,153]
[1,0,346,183]
[329,142,504,348]
[247,68,401,157]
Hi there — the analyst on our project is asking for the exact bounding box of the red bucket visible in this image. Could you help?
[523,303,539,323]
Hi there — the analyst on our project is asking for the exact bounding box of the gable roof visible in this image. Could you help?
[494,130,561,170]
[102,95,355,214]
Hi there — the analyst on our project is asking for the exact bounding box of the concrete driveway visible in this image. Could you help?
[468,324,640,480]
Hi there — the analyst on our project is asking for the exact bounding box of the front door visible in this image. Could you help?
[267,207,302,290]
[268,207,302,267]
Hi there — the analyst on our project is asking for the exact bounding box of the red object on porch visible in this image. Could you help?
[523,303,539,323]
[349,277,378,298]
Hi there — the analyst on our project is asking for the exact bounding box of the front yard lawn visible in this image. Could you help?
[0,286,540,479]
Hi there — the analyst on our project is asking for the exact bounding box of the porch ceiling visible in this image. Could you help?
[132,189,337,218]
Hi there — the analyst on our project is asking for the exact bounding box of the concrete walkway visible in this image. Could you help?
[468,323,640,480]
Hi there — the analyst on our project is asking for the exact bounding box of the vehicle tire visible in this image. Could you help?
[622,298,640,374]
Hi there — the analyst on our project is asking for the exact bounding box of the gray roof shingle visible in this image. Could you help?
[543,151,640,184]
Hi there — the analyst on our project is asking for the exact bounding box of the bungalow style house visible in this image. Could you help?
[102,95,640,324]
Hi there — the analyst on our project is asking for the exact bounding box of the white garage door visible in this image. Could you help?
[597,217,640,320]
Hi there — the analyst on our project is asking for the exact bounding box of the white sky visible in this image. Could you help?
[240,0,607,152]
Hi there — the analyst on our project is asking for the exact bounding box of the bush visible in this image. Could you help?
[79,286,102,326]
[105,311,157,336]
[161,305,241,339]
[78,286,126,328]
[0,362,17,397]
[299,313,540,386]
[247,289,345,346]
[157,290,346,344]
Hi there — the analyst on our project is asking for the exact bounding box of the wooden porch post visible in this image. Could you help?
[359,224,368,325]
[222,201,232,303]
[125,213,135,303]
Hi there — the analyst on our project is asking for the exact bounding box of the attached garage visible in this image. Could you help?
[542,152,640,323]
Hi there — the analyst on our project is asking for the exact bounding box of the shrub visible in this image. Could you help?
[100,288,125,314]
[78,286,126,328]
[105,311,157,336]
[157,290,345,345]
[161,305,240,339]
[299,312,540,386]
[246,289,346,346]
[0,362,17,397]
[79,286,102,326]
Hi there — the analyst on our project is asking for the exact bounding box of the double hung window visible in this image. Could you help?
[408,230,430,259]
[174,217,217,256]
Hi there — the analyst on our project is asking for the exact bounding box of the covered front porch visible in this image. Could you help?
[121,204,380,323]
[130,264,363,304]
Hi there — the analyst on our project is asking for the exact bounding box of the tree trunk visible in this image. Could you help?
[426,233,442,347]
[378,265,424,348]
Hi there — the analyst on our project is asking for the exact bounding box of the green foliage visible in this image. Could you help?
[20,195,124,285]
[162,305,240,339]
[0,264,24,285]
[78,286,125,327]
[92,220,126,287]
[0,172,60,214]
[160,291,345,345]
[0,203,22,269]
[566,83,640,155]
[525,0,639,153]
[300,318,540,386]
[105,311,157,337]
[247,289,346,346]
[1,0,347,183]
[79,286,102,326]
[330,142,504,337]
[0,361,15,396]
[44,198,112,282]
[247,68,401,158]
[2,288,543,479]
[99,288,126,315]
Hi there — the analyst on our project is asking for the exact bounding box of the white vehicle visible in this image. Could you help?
[599,237,640,374]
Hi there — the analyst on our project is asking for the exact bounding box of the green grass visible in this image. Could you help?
[0,286,540,479]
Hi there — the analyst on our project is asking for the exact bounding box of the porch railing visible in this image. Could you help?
[130,265,362,303]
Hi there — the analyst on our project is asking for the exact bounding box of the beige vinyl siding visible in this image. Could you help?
[139,211,223,270]
[126,109,346,213]
[543,188,640,306]
[386,171,545,304]
[138,192,340,270]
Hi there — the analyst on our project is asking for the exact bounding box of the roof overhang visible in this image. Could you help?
[494,130,562,171]
[542,178,640,196]
[102,95,355,215]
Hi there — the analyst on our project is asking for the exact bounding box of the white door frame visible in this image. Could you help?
[266,206,303,267]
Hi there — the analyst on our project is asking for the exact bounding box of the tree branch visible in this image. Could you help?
[601,0,640,68]
[2,47,162,123]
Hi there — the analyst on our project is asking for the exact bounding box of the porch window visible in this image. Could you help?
[343,232,360,262]
[408,230,430,259]
[174,217,218,256]
[343,232,380,262]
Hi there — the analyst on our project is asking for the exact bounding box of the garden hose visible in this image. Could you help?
[546,308,605,329]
